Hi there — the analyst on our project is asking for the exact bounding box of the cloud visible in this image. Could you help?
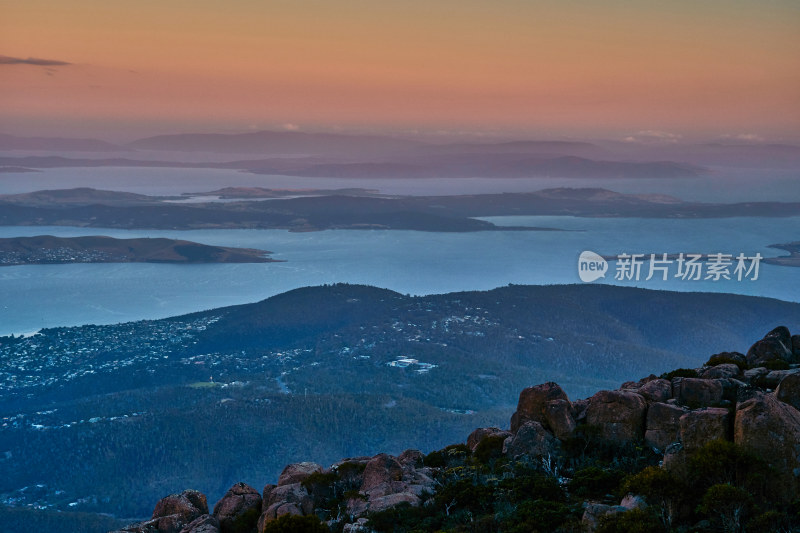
[622,130,683,144]
[282,123,301,131]
[0,55,71,66]
[720,133,765,142]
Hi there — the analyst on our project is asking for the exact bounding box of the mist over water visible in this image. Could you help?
[0,166,798,202]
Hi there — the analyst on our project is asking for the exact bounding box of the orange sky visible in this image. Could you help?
[1,0,799,141]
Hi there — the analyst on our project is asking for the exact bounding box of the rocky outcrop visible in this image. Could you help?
[585,390,647,443]
[213,483,261,533]
[180,515,220,533]
[747,326,795,366]
[277,462,323,486]
[734,392,800,497]
[466,427,512,451]
[113,490,209,533]
[679,407,731,450]
[502,420,560,458]
[510,382,569,433]
[644,402,685,450]
[776,372,800,410]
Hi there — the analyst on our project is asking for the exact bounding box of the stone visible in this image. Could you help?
[466,427,512,451]
[585,390,647,443]
[776,373,800,411]
[699,364,741,380]
[502,421,560,458]
[544,399,576,440]
[744,367,768,381]
[672,378,724,407]
[746,326,794,366]
[264,483,313,515]
[764,369,800,389]
[260,485,275,513]
[277,462,323,486]
[679,408,730,450]
[153,490,209,523]
[213,482,262,533]
[179,515,220,533]
[706,352,746,367]
[582,502,626,533]
[620,494,647,510]
[734,392,800,498]
[511,382,569,432]
[361,454,403,493]
[397,449,424,468]
[637,379,672,403]
[644,402,686,450]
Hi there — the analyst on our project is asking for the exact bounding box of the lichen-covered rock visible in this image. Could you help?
[510,382,569,433]
[679,407,730,450]
[213,482,262,533]
[776,373,800,411]
[734,392,800,498]
[277,462,323,486]
[644,402,686,450]
[502,420,560,458]
[585,390,647,443]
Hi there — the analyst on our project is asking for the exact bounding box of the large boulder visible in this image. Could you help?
[263,483,313,517]
[793,335,800,358]
[734,392,800,498]
[361,453,404,493]
[466,427,512,451]
[776,373,800,411]
[544,399,576,440]
[213,483,262,533]
[699,364,741,380]
[180,515,221,533]
[502,421,560,458]
[679,408,731,450]
[510,382,569,433]
[277,462,323,486]
[763,369,800,389]
[746,326,794,366]
[585,390,647,443]
[644,402,686,450]
[672,378,724,407]
[154,490,209,523]
[637,379,672,403]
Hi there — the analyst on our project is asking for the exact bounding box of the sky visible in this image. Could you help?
[1,0,799,142]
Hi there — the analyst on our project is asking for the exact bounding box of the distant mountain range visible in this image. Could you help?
[3,130,798,178]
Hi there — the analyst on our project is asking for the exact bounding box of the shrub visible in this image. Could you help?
[568,466,625,499]
[596,508,666,533]
[660,368,698,380]
[472,435,506,464]
[698,484,752,532]
[502,500,574,533]
[262,514,330,533]
[764,359,790,370]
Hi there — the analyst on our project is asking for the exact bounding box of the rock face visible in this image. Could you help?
[213,483,262,533]
[466,427,512,451]
[585,390,647,443]
[746,326,795,366]
[776,373,800,410]
[637,378,672,403]
[180,515,221,533]
[154,490,209,523]
[277,462,323,486]
[672,378,724,407]
[679,408,730,450]
[544,399,576,440]
[644,402,685,450]
[502,420,560,458]
[510,382,569,433]
[734,392,800,498]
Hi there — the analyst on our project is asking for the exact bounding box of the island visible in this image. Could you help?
[0,235,278,266]
[765,242,800,267]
